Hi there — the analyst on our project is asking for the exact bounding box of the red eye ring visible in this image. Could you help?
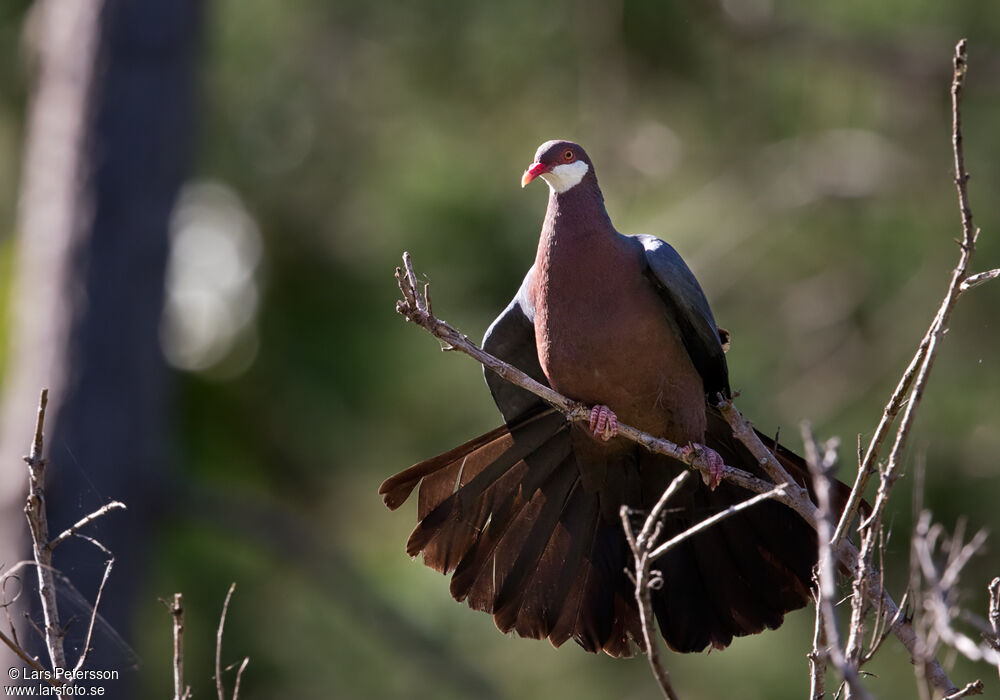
[564,150,574,160]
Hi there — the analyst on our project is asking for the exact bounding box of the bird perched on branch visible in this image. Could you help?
[381,140,839,656]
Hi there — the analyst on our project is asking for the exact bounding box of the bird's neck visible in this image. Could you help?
[532,182,625,327]
[534,183,615,271]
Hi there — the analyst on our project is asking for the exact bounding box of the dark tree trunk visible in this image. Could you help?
[0,1,201,695]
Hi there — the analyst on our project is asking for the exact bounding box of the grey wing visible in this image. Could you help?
[482,265,550,424]
[635,234,732,401]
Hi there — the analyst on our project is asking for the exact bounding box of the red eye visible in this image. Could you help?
[564,150,574,161]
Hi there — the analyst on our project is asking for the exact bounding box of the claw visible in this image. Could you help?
[589,405,618,441]
[682,443,726,490]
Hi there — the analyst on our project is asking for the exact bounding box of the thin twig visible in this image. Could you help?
[22,388,67,671]
[831,332,927,547]
[72,556,113,673]
[167,593,190,700]
[845,39,992,690]
[960,269,1000,291]
[231,657,250,700]
[216,582,237,700]
[862,591,907,666]
[864,527,887,660]
[802,423,872,700]
[989,578,1000,683]
[47,501,126,552]
[809,588,828,700]
[637,472,691,554]
[622,478,788,700]
[943,679,985,699]
[989,578,1000,643]
[913,514,1000,669]
[833,38,996,549]
[648,485,785,561]
[803,422,843,653]
[620,473,687,700]
[0,627,64,687]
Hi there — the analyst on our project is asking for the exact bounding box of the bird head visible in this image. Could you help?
[521,140,592,193]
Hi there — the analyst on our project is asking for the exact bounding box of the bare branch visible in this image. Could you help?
[943,679,985,699]
[621,476,788,700]
[848,36,978,666]
[619,473,686,700]
[809,590,828,700]
[907,512,999,695]
[989,578,1000,685]
[231,657,250,700]
[47,501,126,552]
[166,593,191,700]
[989,578,1000,647]
[801,423,872,700]
[951,39,974,243]
[21,388,67,671]
[803,422,843,652]
[648,485,785,561]
[72,556,113,673]
[833,39,997,548]
[0,627,64,687]
[636,472,691,553]
[216,582,237,700]
[960,268,1000,291]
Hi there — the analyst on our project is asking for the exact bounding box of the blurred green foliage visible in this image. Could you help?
[3,0,1000,698]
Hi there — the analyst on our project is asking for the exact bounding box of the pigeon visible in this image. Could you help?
[380,140,838,656]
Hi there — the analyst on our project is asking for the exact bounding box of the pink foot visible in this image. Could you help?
[589,405,618,442]
[682,443,726,490]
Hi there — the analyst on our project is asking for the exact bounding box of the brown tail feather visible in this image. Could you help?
[406,412,568,572]
[450,436,572,604]
[379,425,509,511]
[378,408,559,511]
[382,406,860,657]
[492,457,580,632]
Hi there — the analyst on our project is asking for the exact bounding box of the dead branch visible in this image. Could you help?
[620,472,785,699]
[833,39,994,550]
[21,389,67,671]
[841,41,995,697]
[2,388,125,686]
[72,555,113,673]
[989,578,1000,660]
[216,583,236,700]
[913,513,1000,675]
[0,627,64,687]
[808,592,827,700]
[167,593,191,700]
[801,423,870,699]
[47,502,126,553]
[711,400,956,693]
[214,582,249,700]
[231,656,250,700]
[648,484,786,562]
[944,680,986,699]
[620,472,687,700]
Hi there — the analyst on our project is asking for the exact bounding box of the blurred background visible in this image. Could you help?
[0,0,999,698]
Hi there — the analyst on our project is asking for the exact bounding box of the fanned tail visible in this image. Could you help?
[381,408,856,656]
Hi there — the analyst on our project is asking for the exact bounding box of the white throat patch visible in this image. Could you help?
[540,160,589,194]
